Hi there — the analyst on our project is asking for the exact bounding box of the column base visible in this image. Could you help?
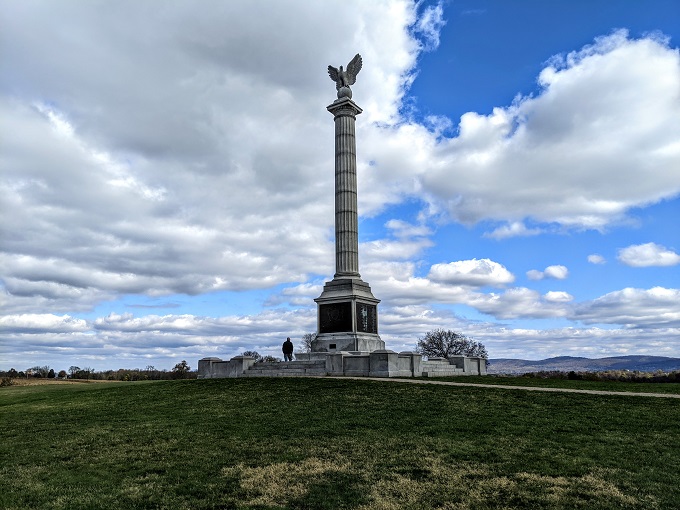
[312,332,385,353]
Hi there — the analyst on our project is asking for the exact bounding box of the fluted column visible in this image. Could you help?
[327,98,362,278]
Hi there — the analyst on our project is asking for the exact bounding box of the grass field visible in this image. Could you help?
[430,375,680,394]
[1,378,679,509]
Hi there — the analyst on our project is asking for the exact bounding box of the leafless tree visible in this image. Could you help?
[298,333,316,353]
[416,329,489,365]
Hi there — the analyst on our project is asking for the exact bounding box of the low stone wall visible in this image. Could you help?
[199,351,487,379]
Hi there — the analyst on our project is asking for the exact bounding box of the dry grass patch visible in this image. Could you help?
[223,456,354,507]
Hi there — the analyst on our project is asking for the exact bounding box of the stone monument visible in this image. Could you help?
[196,55,487,378]
[312,54,385,353]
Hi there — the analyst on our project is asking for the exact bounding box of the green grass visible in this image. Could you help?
[1,378,679,509]
[430,375,680,394]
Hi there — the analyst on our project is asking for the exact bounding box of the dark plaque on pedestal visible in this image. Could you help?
[319,302,352,333]
[356,302,377,334]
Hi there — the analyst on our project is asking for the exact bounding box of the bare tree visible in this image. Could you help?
[241,351,262,361]
[298,333,316,353]
[416,329,489,364]
[171,360,191,379]
[260,355,281,363]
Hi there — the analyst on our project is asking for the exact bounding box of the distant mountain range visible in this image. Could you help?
[487,355,680,374]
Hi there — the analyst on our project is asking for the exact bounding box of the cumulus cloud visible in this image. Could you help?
[428,259,514,286]
[484,222,543,240]
[417,30,680,230]
[3,283,678,369]
[0,0,429,314]
[467,287,571,319]
[572,287,680,327]
[588,254,606,264]
[527,265,569,280]
[0,314,88,333]
[361,262,573,321]
[1,307,319,369]
[3,8,677,319]
[617,242,680,267]
[544,291,574,303]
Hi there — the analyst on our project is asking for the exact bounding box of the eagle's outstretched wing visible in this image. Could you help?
[345,54,362,85]
[328,65,340,89]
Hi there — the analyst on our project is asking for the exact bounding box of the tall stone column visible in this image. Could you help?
[328,98,362,278]
[312,86,384,354]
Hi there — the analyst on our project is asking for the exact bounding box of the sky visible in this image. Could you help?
[1,0,679,371]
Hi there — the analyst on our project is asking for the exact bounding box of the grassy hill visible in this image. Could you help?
[1,378,679,509]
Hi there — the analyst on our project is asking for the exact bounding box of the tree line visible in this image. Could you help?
[0,361,194,386]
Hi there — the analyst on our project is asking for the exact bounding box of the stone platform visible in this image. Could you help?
[198,350,487,379]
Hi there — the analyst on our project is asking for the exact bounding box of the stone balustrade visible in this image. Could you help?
[198,350,487,379]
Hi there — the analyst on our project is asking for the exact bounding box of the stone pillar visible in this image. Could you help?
[327,98,362,278]
[313,96,384,354]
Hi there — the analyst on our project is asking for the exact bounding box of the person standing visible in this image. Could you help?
[282,337,294,362]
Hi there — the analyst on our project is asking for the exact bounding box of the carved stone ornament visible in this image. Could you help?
[328,53,362,99]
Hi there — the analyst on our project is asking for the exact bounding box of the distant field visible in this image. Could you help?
[1,378,679,509]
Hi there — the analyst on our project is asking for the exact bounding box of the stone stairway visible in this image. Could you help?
[421,358,465,377]
[244,360,327,377]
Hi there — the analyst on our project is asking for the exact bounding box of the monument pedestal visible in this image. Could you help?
[312,277,384,353]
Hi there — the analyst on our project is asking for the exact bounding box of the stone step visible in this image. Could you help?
[251,361,325,371]
[244,368,327,377]
[422,369,465,377]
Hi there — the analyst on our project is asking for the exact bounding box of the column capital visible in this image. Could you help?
[327,97,363,117]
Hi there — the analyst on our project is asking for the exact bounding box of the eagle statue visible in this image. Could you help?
[328,54,363,98]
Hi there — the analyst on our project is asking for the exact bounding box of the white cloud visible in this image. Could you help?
[3,283,678,370]
[544,291,574,303]
[484,222,543,240]
[428,259,514,286]
[572,287,680,327]
[417,30,680,229]
[3,11,677,318]
[527,265,569,280]
[545,265,569,279]
[1,2,679,368]
[0,0,435,314]
[0,314,88,333]
[413,1,446,52]
[527,270,545,281]
[588,254,606,264]
[617,242,680,267]
[384,219,432,239]
[467,287,571,319]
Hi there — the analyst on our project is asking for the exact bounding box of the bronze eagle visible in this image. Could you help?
[328,54,363,90]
